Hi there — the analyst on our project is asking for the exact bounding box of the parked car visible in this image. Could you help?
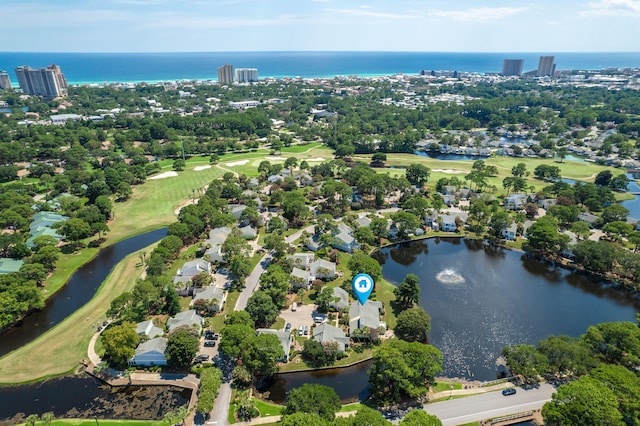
[285,323,292,332]
[291,302,297,312]
[304,326,309,335]
[194,354,209,363]
[298,325,304,335]
[204,341,216,347]
[204,332,215,340]
[502,388,517,396]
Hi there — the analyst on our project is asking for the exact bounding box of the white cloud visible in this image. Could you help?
[579,0,640,16]
[429,6,528,22]
[328,8,415,19]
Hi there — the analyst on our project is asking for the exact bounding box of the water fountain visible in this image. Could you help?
[435,268,465,284]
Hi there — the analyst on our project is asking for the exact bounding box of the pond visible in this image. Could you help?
[258,360,373,404]
[0,375,190,422]
[373,237,640,381]
[0,228,167,357]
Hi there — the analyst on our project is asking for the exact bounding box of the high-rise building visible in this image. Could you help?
[536,56,556,77]
[0,71,11,90]
[217,64,234,84]
[502,59,524,76]
[15,64,68,97]
[235,68,258,83]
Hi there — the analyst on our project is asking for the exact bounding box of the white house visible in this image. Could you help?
[291,267,311,289]
[440,214,458,232]
[192,286,227,312]
[135,320,164,339]
[312,323,350,353]
[327,286,349,311]
[504,193,528,210]
[178,259,211,278]
[167,310,204,333]
[332,223,360,253]
[349,300,385,336]
[128,337,167,367]
[287,253,315,269]
[256,329,291,362]
[310,259,336,280]
[502,223,518,241]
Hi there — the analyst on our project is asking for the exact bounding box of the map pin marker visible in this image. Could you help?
[352,273,374,305]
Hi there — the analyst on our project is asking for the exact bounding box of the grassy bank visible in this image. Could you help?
[0,244,154,384]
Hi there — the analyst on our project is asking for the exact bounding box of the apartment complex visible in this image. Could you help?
[537,56,556,77]
[0,71,11,90]
[15,64,68,97]
[502,59,524,76]
[235,68,258,83]
[217,64,234,84]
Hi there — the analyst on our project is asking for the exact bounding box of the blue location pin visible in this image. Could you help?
[352,273,374,305]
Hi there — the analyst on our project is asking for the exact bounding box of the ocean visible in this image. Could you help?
[1,51,640,85]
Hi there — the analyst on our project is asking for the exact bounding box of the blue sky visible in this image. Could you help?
[4,0,640,52]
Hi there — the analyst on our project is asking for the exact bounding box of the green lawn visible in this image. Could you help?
[431,381,463,392]
[109,163,225,243]
[253,398,284,417]
[206,291,240,332]
[356,152,621,196]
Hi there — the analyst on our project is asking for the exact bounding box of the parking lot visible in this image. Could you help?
[278,303,317,336]
[196,332,219,362]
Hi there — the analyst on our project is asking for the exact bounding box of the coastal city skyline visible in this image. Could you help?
[3,0,640,53]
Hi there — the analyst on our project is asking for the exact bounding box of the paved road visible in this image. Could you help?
[207,225,315,425]
[423,383,555,426]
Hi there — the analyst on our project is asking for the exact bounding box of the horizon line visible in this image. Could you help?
[2,50,640,55]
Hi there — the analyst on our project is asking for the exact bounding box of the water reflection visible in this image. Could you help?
[378,237,640,380]
[0,376,190,422]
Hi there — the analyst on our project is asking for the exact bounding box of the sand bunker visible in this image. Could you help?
[268,157,287,160]
[193,165,212,171]
[432,168,467,174]
[148,171,178,180]
[226,160,250,167]
[306,157,325,162]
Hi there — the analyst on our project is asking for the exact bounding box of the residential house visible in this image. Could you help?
[355,216,372,228]
[442,194,457,206]
[310,259,336,280]
[312,323,350,353]
[326,286,349,311]
[172,275,194,296]
[502,223,518,241]
[538,199,557,210]
[287,253,315,269]
[256,329,291,362]
[305,236,323,252]
[578,212,599,228]
[348,300,385,337]
[440,214,458,232]
[291,267,311,289]
[26,211,69,247]
[238,224,257,240]
[227,203,247,220]
[202,227,233,263]
[192,286,227,312]
[167,310,204,333]
[504,193,529,210]
[135,320,164,339]
[332,223,360,253]
[0,258,24,275]
[178,259,211,278]
[128,337,167,367]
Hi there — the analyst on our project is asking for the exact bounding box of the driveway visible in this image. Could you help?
[278,304,317,336]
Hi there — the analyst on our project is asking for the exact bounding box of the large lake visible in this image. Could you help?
[373,237,640,381]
